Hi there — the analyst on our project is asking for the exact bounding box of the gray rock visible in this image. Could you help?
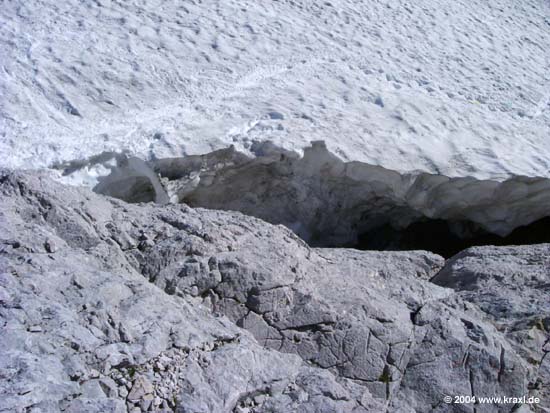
[81,380,108,399]
[140,394,154,411]
[100,377,119,398]
[119,386,128,399]
[127,376,154,401]
[64,399,126,413]
[44,238,57,253]
[0,170,548,412]
[432,245,550,409]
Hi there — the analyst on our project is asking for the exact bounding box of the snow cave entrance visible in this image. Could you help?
[350,217,550,258]
[64,144,550,259]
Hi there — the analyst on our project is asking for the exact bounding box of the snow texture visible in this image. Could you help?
[1,0,550,179]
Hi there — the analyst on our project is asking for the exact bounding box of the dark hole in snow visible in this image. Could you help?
[98,176,156,203]
[267,111,285,120]
[82,143,550,259]
[353,217,550,258]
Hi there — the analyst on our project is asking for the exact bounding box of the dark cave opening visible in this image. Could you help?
[353,216,550,258]
[84,148,550,260]
[96,176,157,204]
[90,171,550,259]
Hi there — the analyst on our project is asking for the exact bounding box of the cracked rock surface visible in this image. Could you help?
[0,170,548,412]
[432,246,550,411]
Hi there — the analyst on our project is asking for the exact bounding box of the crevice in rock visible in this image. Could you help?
[498,346,506,383]
[469,369,478,413]
[58,141,550,258]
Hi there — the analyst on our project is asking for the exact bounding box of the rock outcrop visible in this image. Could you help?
[432,246,550,410]
[0,170,548,412]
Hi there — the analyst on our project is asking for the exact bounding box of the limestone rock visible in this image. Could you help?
[127,376,154,401]
[432,245,550,409]
[0,170,548,412]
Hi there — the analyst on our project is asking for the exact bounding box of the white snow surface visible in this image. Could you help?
[1,0,549,180]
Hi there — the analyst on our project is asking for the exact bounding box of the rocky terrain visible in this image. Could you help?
[2,0,549,180]
[2,0,550,412]
[1,170,548,412]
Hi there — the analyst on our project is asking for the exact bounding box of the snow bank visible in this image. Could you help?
[1,0,549,179]
[56,142,550,253]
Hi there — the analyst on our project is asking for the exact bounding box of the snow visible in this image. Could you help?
[1,0,549,180]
